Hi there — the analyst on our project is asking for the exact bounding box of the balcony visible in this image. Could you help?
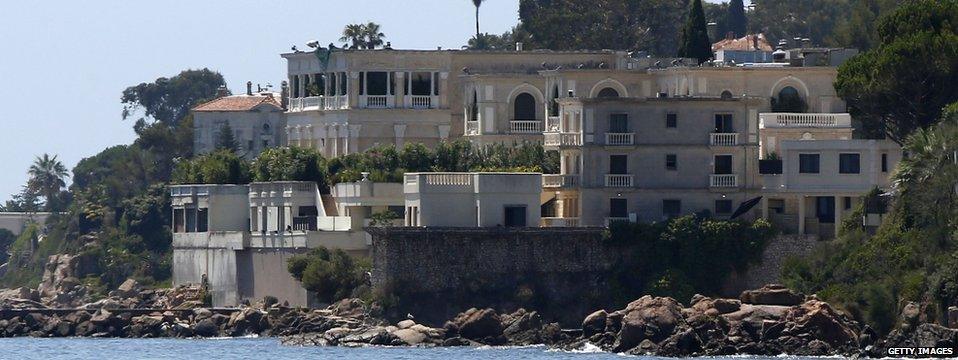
[544,132,582,147]
[605,174,633,188]
[710,174,738,188]
[540,217,580,227]
[362,95,390,109]
[288,95,348,112]
[510,120,543,134]
[606,133,634,146]
[710,133,739,146]
[759,113,852,128]
[542,174,579,188]
[605,217,633,226]
[465,121,480,135]
[408,95,436,109]
[546,116,560,132]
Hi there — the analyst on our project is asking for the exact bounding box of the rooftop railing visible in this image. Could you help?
[759,113,852,128]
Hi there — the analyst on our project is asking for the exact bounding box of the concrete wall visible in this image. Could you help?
[171,232,247,306]
[0,212,50,236]
[722,234,820,295]
[369,227,618,326]
[237,249,314,307]
[404,173,542,227]
[778,139,901,192]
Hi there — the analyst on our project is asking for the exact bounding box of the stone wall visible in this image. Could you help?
[368,227,621,326]
[722,234,820,296]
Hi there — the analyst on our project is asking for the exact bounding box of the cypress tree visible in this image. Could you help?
[727,0,748,38]
[215,123,239,153]
[678,0,713,64]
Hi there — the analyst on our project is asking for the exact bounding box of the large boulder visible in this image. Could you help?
[193,318,218,337]
[114,279,141,298]
[329,298,365,318]
[582,310,608,337]
[782,300,858,350]
[948,306,958,329]
[739,284,805,306]
[739,285,805,306]
[450,308,503,341]
[613,296,686,352]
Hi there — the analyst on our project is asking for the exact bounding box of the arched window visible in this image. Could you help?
[263,123,271,132]
[720,90,733,100]
[773,86,807,112]
[514,93,537,120]
[597,87,620,98]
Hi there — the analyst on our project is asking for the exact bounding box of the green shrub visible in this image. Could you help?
[286,247,370,303]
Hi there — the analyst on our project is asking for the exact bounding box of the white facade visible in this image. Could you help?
[192,93,286,160]
[0,212,51,236]
[403,172,542,227]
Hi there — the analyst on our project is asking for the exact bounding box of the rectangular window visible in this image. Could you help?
[609,198,628,218]
[714,114,734,133]
[843,196,852,210]
[365,71,388,95]
[881,153,888,172]
[839,153,861,174]
[666,113,677,128]
[816,196,836,223]
[609,113,629,133]
[609,155,628,174]
[173,208,185,233]
[185,207,197,233]
[714,155,733,174]
[197,208,209,232]
[715,200,733,214]
[410,72,432,95]
[504,206,527,227]
[799,154,820,174]
[663,200,681,218]
[768,199,785,214]
[665,154,677,170]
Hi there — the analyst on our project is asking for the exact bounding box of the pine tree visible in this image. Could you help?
[215,123,239,153]
[678,0,713,64]
[727,0,747,38]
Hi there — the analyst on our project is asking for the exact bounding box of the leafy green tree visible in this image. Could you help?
[726,0,747,38]
[172,150,250,185]
[678,0,712,63]
[363,22,386,49]
[252,147,328,190]
[121,69,226,128]
[835,0,958,143]
[340,24,366,49]
[287,247,369,303]
[26,154,68,212]
[215,123,239,153]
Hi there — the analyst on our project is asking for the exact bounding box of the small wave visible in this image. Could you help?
[473,344,546,351]
[200,334,260,340]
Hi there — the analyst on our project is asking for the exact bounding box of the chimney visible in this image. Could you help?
[801,38,812,48]
[246,81,253,96]
[752,35,759,50]
[215,85,229,98]
[280,81,289,108]
[516,42,523,52]
[707,22,718,41]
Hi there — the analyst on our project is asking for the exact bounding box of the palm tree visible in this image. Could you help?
[363,22,386,49]
[27,153,69,211]
[340,24,366,50]
[472,0,484,39]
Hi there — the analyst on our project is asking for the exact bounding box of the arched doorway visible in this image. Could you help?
[773,86,806,112]
[514,93,537,120]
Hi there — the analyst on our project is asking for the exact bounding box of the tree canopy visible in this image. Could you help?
[834,0,958,142]
[726,0,747,38]
[678,0,712,63]
[120,69,225,128]
[339,22,387,50]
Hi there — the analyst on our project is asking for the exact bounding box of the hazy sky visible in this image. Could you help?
[0,0,728,203]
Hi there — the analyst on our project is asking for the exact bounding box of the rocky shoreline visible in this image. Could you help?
[0,281,954,357]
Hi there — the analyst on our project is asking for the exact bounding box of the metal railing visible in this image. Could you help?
[544,132,582,147]
[606,133,634,146]
[605,174,633,188]
[710,133,739,146]
[288,95,348,111]
[542,174,579,188]
[710,174,738,188]
[759,113,852,128]
[510,120,542,133]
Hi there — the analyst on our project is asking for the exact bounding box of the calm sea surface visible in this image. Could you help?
[0,337,840,359]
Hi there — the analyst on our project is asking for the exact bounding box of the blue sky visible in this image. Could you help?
[0,0,729,203]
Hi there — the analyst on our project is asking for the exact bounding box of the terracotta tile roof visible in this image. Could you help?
[712,34,773,52]
[192,94,283,112]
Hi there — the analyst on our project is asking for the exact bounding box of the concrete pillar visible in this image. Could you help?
[761,196,769,219]
[330,125,339,157]
[834,195,842,236]
[394,124,406,149]
[797,195,806,235]
[349,124,361,154]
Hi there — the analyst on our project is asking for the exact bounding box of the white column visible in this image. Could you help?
[349,124,361,154]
